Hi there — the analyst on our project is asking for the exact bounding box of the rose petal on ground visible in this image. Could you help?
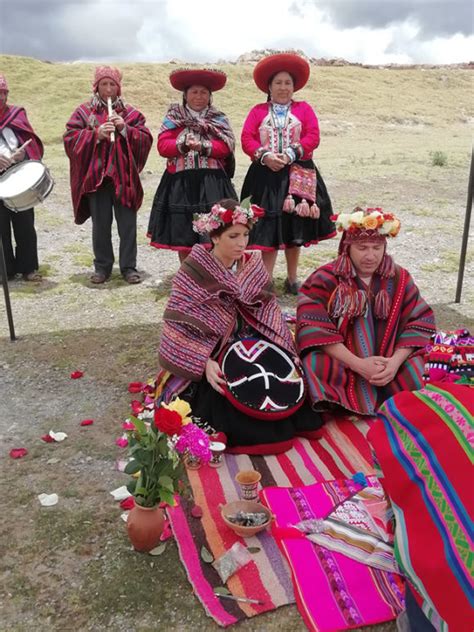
[191,505,203,518]
[120,512,129,523]
[130,400,144,415]
[38,493,59,506]
[120,496,135,510]
[80,419,94,426]
[160,520,173,542]
[115,458,129,472]
[41,434,55,443]
[110,486,131,501]
[149,543,167,555]
[9,448,28,459]
[46,457,61,465]
[122,421,135,431]
[128,382,144,393]
[115,436,128,448]
[70,371,84,379]
[49,431,67,442]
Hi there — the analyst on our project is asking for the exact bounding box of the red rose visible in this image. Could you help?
[250,204,265,218]
[154,407,183,436]
[221,209,234,223]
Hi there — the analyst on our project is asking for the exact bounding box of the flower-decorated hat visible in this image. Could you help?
[328,207,400,321]
[170,68,227,92]
[333,207,401,242]
[192,201,264,235]
[93,66,123,95]
[253,52,310,93]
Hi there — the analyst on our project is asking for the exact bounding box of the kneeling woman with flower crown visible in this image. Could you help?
[297,207,436,416]
[157,198,323,454]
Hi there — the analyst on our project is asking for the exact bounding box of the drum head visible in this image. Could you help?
[219,337,306,420]
[0,161,45,198]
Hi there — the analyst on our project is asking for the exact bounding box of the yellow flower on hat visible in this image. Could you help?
[389,219,401,237]
[362,214,380,230]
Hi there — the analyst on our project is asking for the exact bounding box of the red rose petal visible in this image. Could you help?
[131,400,144,415]
[41,434,55,443]
[191,505,203,518]
[128,382,144,393]
[9,448,28,459]
[70,370,84,379]
[115,437,128,448]
[160,520,173,541]
[122,421,135,431]
[120,496,135,510]
[80,419,94,426]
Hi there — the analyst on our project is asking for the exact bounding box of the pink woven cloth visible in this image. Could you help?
[261,478,405,632]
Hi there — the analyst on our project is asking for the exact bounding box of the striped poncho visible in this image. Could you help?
[297,261,435,415]
[159,244,296,381]
[368,383,474,631]
[64,98,152,224]
[0,105,43,160]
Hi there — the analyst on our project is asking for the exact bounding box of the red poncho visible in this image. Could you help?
[0,105,43,160]
[63,98,152,224]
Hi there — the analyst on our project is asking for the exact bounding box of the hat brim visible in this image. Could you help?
[253,53,310,93]
[169,69,227,92]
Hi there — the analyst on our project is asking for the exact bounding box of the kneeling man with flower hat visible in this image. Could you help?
[296,207,436,415]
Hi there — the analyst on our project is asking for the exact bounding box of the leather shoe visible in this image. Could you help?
[90,272,108,284]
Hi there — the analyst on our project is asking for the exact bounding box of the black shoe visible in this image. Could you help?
[283,278,301,295]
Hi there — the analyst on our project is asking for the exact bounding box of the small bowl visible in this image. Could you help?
[220,500,273,537]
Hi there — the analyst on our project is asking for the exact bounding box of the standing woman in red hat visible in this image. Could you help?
[241,53,335,293]
[147,69,237,262]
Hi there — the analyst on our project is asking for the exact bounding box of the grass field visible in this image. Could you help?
[0,55,473,632]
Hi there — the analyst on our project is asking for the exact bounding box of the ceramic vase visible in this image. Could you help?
[126,503,165,552]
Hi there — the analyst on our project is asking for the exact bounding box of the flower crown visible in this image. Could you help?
[192,202,264,235]
[332,207,401,238]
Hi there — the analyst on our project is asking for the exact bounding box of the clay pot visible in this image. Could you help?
[126,504,165,552]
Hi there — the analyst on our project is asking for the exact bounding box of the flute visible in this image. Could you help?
[107,97,115,143]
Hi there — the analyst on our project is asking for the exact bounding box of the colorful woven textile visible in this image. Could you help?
[167,415,393,627]
[368,383,474,631]
[262,478,404,632]
[297,263,436,414]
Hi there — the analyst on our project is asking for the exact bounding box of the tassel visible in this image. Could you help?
[295,199,310,217]
[328,283,369,320]
[283,194,295,212]
[374,288,391,320]
[310,203,320,219]
[334,253,355,279]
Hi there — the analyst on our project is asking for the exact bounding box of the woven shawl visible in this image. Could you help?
[0,105,43,160]
[159,245,296,381]
[160,103,235,151]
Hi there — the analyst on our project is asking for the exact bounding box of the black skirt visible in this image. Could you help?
[182,377,324,455]
[240,160,335,249]
[148,168,237,250]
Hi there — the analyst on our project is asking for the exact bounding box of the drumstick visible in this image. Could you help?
[107,97,115,143]
[11,138,32,159]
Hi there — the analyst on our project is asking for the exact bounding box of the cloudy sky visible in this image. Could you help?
[0,0,472,64]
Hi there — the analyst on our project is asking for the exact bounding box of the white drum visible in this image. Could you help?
[0,160,54,212]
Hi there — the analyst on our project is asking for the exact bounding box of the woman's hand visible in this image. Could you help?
[205,359,226,395]
[97,121,116,141]
[352,356,388,382]
[263,152,286,172]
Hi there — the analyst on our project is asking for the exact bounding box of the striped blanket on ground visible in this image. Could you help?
[369,382,474,631]
[167,415,404,628]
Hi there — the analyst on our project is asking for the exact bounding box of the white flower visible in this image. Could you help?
[348,211,364,225]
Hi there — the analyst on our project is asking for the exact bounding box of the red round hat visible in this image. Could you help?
[253,53,310,93]
[169,68,227,92]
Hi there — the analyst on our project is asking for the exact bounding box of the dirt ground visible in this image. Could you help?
[1,64,473,631]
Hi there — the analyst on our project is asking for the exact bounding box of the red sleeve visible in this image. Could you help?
[241,105,265,159]
[157,128,181,158]
[298,102,320,157]
[209,138,231,158]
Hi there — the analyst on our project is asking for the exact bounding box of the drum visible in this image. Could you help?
[0,160,54,212]
[219,337,306,420]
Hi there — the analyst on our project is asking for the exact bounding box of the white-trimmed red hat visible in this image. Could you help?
[253,53,310,93]
[169,68,227,92]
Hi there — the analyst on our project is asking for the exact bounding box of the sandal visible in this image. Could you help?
[124,272,142,284]
[23,271,42,282]
[90,272,109,284]
[283,278,301,295]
